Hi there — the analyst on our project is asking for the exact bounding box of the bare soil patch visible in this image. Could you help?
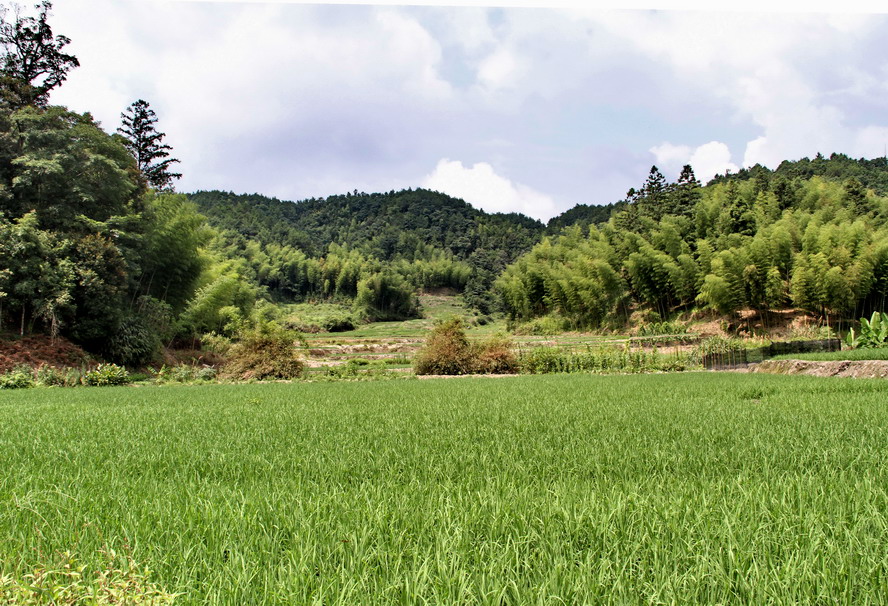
[753,359,888,379]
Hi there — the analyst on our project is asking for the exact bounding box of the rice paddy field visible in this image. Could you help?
[1,372,887,604]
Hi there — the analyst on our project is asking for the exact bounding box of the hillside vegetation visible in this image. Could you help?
[3,1,888,369]
[498,163,888,329]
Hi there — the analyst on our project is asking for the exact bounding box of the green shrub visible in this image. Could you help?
[152,364,215,384]
[413,317,473,375]
[84,364,131,387]
[321,311,356,333]
[520,347,570,374]
[196,366,217,381]
[104,316,162,367]
[201,332,233,356]
[845,312,888,349]
[414,321,519,375]
[636,321,687,337]
[222,323,305,381]
[35,366,67,387]
[0,366,35,389]
[511,315,567,336]
[63,368,84,387]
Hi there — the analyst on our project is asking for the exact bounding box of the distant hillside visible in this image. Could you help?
[546,201,624,234]
[709,153,888,193]
[189,188,544,264]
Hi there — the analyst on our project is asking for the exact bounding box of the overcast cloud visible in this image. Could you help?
[46,1,888,221]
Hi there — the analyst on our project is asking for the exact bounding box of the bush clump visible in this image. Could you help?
[470,335,519,374]
[414,318,518,375]
[84,364,131,387]
[221,323,305,381]
[413,317,473,375]
[35,365,67,387]
[0,366,35,389]
[151,364,218,384]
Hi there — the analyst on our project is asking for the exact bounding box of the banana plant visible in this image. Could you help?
[845,312,888,348]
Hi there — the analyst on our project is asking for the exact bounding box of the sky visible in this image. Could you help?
[43,0,888,222]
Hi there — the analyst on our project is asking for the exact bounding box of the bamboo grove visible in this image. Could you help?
[497,168,888,328]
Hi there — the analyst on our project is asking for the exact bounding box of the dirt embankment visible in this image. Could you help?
[0,334,93,373]
[753,359,888,379]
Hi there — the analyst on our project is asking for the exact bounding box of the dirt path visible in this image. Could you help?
[753,359,888,379]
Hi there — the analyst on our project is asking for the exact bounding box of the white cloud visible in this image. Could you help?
[50,2,455,195]
[476,48,522,92]
[690,142,739,181]
[650,141,738,182]
[41,3,888,214]
[587,11,888,170]
[649,142,692,176]
[421,159,557,221]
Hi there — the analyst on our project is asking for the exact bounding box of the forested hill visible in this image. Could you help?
[709,153,888,193]
[189,189,544,263]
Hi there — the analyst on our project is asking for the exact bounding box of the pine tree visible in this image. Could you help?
[672,164,700,217]
[118,99,181,191]
[638,165,669,220]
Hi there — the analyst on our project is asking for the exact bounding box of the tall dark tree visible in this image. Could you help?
[0,1,78,108]
[672,164,701,217]
[638,165,669,220]
[843,177,869,216]
[118,99,181,191]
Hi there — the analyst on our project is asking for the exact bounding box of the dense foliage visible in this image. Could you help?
[710,152,888,195]
[5,0,888,363]
[190,188,545,313]
[499,166,888,328]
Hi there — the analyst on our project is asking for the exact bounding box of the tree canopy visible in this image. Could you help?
[0,1,78,108]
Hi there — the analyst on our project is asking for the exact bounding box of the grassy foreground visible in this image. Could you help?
[1,374,887,604]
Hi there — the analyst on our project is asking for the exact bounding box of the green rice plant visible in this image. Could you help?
[2,374,887,603]
[313,359,408,382]
[384,354,412,367]
[520,345,689,374]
